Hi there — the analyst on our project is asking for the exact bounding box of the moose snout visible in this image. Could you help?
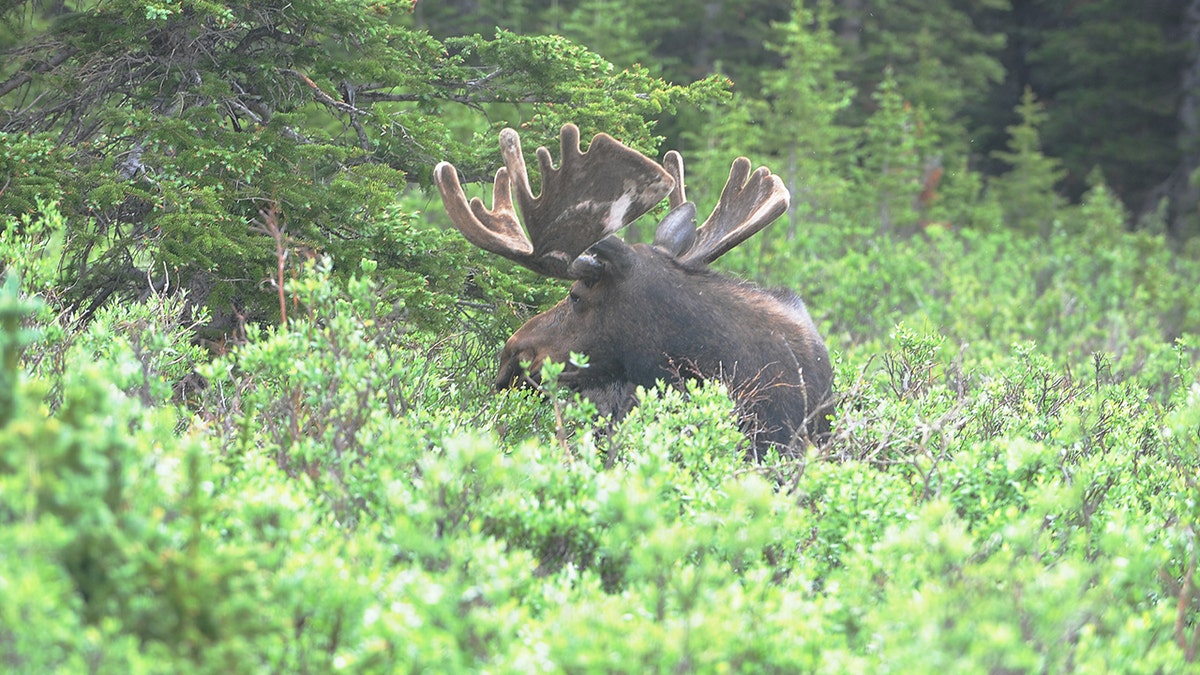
[494,339,555,391]
[494,348,529,390]
[494,306,572,390]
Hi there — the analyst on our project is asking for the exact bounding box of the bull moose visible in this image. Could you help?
[434,124,832,457]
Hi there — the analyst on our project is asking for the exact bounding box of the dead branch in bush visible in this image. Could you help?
[1173,526,1200,661]
[251,203,289,328]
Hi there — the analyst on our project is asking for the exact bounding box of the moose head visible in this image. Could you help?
[434,124,832,456]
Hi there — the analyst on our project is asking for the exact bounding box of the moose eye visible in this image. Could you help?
[568,290,581,305]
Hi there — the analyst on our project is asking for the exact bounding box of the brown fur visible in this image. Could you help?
[497,239,832,456]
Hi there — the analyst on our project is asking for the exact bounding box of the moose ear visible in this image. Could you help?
[568,236,636,283]
[652,201,698,258]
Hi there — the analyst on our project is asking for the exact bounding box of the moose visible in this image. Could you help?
[434,124,832,456]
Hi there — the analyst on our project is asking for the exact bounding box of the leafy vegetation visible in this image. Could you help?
[4,0,1200,672]
[0,0,725,331]
[5,182,1200,672]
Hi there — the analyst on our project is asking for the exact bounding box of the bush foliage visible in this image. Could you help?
[5,178,1200,671]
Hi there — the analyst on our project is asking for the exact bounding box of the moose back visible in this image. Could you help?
[434,124,832,456]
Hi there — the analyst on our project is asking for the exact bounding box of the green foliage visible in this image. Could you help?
[1,196,64,305]
[0,0,725,329]
[4,1,1200,671]
[0,133,74,217]
[989,87,1069,235]
[3,202,1200,670]
[0,285,296,672]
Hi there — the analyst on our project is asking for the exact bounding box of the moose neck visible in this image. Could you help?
[607,245,789,384]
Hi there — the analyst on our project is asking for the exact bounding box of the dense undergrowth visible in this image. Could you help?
[3,188,1200,673]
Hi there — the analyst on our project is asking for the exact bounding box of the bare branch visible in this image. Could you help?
[277,68,369,117]
[0,45,78,98]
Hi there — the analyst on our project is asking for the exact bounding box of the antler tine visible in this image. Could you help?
[650,150,697,257]
[663,150,687,208]
[497,127,535,214]
[433,160,534,260]
[678,157,790,267]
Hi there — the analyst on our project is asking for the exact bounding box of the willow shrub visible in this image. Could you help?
[5,188,1200,671]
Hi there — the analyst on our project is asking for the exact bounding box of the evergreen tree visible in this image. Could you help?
[855,68,929,234]
[558,0,678,72]
[0,0,724,331]
[832,0,1010,147]
[1005,0,1188,234]
[760,0,855,240]
[989,87,1067,236]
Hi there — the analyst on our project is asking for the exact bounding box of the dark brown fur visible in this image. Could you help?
[497,237,832,456]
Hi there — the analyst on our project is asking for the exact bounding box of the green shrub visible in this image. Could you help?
[5,118,1200,671]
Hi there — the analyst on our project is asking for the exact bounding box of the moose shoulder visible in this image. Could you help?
[434,124,832,457]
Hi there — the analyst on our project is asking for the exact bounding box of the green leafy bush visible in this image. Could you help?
[4,219,1200,670]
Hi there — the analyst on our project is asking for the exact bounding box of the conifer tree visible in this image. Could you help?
[760,0,854,241]
[832,0,1009,146]
[989,87,1067,236]
[1024,0,1185,219]
[0,0,725,331]
[855,68,928,234]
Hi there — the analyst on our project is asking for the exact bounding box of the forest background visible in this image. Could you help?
[4,0,1200,672]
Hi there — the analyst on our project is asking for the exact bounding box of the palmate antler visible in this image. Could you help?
[434,124,790,277]
[655,150,790,267]
[433,124,674,279]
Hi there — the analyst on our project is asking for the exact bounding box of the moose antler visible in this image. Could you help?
[651,150,789,266]
[676,156,790,267]
[664,150,687,208]
[649,150,698,258]
[434,124,674,279]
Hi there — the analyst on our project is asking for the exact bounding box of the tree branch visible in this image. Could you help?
[277,68,369,116]
[0,45,78,98]
[356,88,569,105]
[233,26,301,55]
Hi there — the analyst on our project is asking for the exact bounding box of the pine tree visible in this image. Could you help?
[989,87,1067,236]
[0,0,725,331]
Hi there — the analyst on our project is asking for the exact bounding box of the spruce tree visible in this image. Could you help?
[989,87,1067,236]
[0,0,725,331]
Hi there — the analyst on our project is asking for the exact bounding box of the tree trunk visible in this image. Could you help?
[836,0,863,52]
[1148,0,1200,239]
